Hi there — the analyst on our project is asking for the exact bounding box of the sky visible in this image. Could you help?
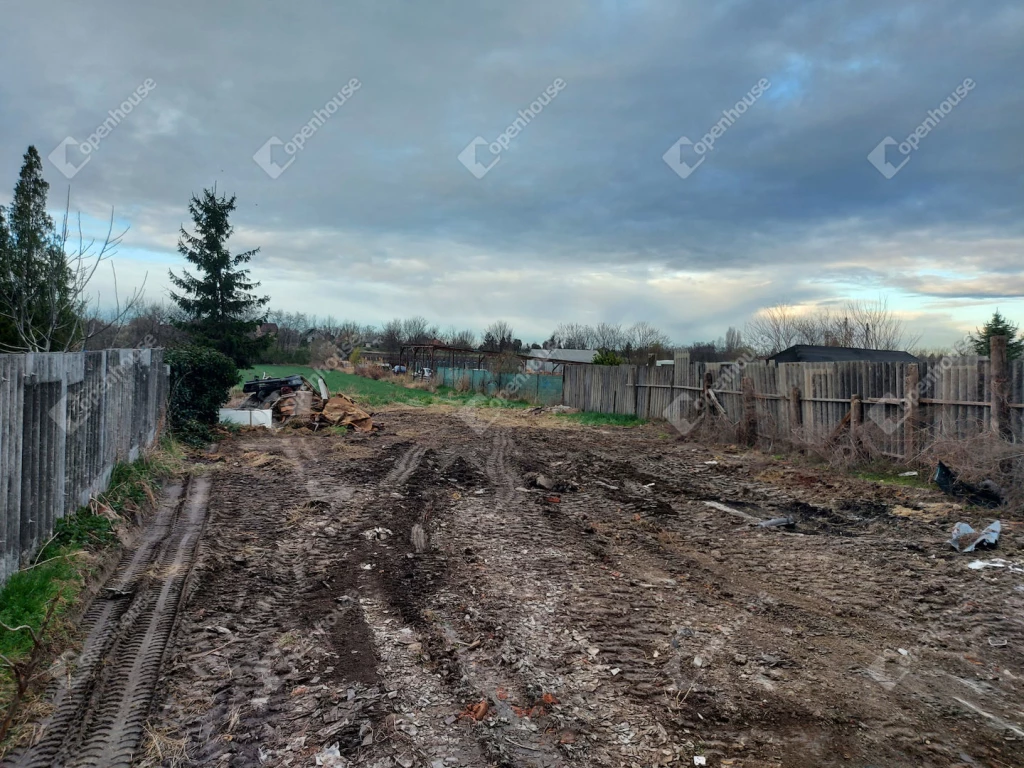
[0,0,1021,348]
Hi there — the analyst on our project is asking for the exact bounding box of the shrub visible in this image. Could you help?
[165,345,239,445]
[593,349,623,365]
[355,363,388,380]
[349,347,362,365]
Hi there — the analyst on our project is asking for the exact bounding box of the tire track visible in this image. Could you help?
[385,444,428,486]
[484,433,517,504]
[6,476,210,768]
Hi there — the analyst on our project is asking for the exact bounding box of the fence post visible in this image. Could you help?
[904,364,920,458]
[850,393,863,452]
[739,376,757,446]
[788,386,802,428]
[703,371,713,421]
[990,335,1009,439]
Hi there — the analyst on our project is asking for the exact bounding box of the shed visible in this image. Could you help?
[768,345,919,364]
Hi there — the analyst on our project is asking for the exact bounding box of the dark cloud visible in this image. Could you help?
[1,0,1021,344]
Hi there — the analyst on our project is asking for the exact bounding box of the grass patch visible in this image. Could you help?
[239,365,535,410]
[0,437,184,720]
[556,411,647,427]
[855,467,932,489]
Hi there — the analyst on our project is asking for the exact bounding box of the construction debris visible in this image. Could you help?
[220,373,377,432]
[933,461,1004,508]
[315,393,374,432]
[949,520,1001,553]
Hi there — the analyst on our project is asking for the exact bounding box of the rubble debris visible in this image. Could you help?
[362,527,394,541]
[758,516,796,529]
[533,474,556,490]
[524,471,579,493]
[703,500,759,524]
[933,461,1003,508]
[218,407,273,428]
[949,520,1001,553]
[225,373,350,429]
[460,700,489,721]
[525,405,579,415]
[314,743,344,767]
[968,558,1024,574]
[316,393,374,432]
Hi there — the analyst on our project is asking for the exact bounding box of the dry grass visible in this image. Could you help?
[354,363,390,381]
[916,429,1024,511]
[240,451,274,468]
[139,723,190,768]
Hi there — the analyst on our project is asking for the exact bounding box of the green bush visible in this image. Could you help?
[166,345,239,445]
[593,349,623,365]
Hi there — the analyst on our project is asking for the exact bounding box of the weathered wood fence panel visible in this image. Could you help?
[563,354,1023,455]
[0,349,168,585]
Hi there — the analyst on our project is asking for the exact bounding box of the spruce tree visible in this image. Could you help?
[0,146,76,351]
[169,187,270,367]
[970,310,1023,359]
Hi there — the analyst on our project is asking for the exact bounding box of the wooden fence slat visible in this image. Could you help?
[560,355,1023,453]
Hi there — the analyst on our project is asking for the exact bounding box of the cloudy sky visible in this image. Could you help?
[1,0,1021,347]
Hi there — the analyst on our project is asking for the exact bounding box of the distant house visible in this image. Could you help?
[524,348,598,372]
[256,322,279,337]
[768,345,919,364]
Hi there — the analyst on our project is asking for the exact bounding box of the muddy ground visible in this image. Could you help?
[25,405,1024,767]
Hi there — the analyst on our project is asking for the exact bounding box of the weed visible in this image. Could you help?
[0,437,184,727]
[556,411,647,427]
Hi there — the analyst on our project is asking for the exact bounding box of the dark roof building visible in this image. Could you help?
[768,345,919,364]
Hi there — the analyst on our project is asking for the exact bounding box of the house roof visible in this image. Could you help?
[768,345,919,364]
[525,348,598,364]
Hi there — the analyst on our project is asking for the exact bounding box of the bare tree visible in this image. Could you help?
[443,326,477,349]
[745,303,801,355]
[593,322,625,351]
[483,320,515,352]
[747,299,920,354]
[550,322,595,349]
[623,321,671,364]
[839,298,920,350]
[402,316,437,345]
[0,191,144,352]
[380,318,404,351]
[723,326,744,355]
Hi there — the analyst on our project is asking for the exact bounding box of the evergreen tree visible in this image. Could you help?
[0,146,77,351]
[169,188,270,367]
[970,310,1023,359]
[0,204,13,346]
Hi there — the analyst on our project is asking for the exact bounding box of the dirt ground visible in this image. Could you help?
[16,405,1024,767]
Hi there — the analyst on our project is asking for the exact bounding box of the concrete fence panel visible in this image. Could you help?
[0,349,169,585]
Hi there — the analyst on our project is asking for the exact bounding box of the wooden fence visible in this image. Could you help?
[564,341,1024,456]
[0,349,168,584]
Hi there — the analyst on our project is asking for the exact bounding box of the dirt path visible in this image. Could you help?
[9,407,1024,767]
[6,476,211,768]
